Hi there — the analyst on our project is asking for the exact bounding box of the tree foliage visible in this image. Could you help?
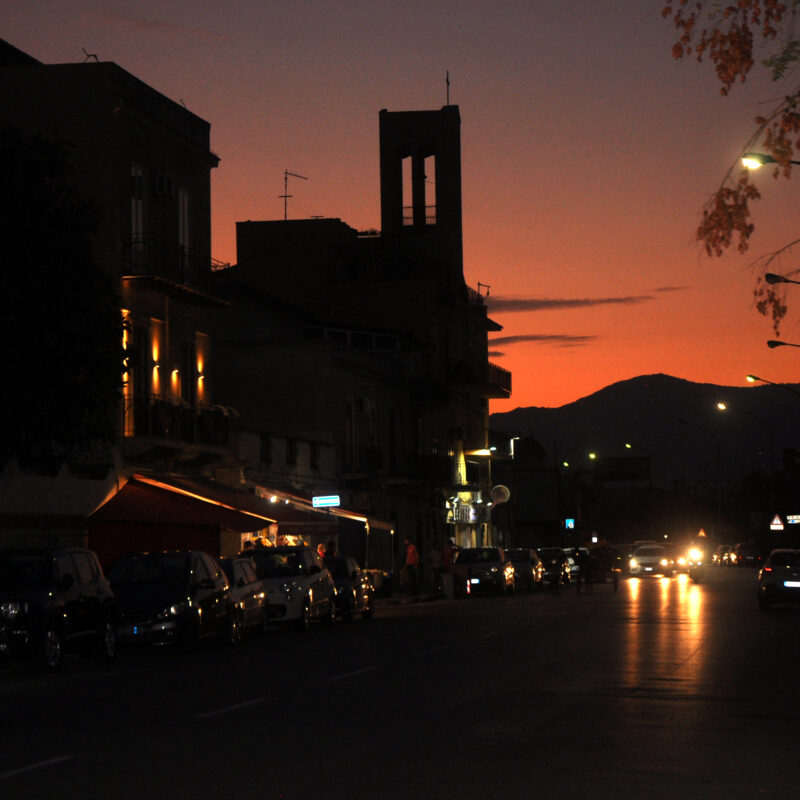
[663,0,800,333]
[0,124,123,471]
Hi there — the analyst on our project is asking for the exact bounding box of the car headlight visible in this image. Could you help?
[630,558,638,568]
[157,600,188,620]
[490,566,498,573]
[688,548,702,562]
[659,558,669,567]
[1,601,25,619]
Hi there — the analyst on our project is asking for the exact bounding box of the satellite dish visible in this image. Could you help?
[490,485,510,504]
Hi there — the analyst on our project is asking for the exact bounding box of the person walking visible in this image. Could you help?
[404,537,420,594]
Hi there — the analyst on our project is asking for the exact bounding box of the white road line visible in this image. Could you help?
[194,698,265,720]
[0,755,75,781]
[325,666,378,683]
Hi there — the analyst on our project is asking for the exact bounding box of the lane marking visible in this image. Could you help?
[0,755,75,781]
[194,698,265,720]
[325,666,378,683]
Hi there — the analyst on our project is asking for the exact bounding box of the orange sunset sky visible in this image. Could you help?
[7,0,800,412]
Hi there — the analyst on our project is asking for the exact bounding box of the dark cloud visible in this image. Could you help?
[487,295,654,313]
[92,10,222,40]
[489,334,597,348]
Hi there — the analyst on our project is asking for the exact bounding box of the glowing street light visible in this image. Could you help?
[742,152,800,169]
[746,373,800,399]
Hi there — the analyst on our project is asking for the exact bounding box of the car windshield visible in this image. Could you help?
[768,551,799,567]
[107,553,189,586]
[506,550,530,562]
[0,553,50,591]
[456,548,501,563]
[635,547,664,557]
[253,551,306,578]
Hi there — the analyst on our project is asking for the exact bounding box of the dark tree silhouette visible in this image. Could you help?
[0,124,123,471]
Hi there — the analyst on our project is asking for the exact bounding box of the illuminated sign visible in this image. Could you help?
[312,495,340,508]
[770,514,785,531]
[787,514,800,525]
[564,518,575,529]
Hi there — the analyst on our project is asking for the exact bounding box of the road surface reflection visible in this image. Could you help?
[622,573,707,692]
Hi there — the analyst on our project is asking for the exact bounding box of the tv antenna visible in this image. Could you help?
[446,70,450,105]
[280,169,308,220]
[82,47,99,62]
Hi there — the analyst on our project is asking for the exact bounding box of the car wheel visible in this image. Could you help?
[296,600,311,631]
[97,620,117,662]
[42,628,63,672]
[362,594,374,620]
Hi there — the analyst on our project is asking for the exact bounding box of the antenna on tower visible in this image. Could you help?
[280,169,309,220]
[446,70,450,105]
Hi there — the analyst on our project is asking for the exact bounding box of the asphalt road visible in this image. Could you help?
[2,566,799,799]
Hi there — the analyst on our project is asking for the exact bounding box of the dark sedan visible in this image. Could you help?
[324,556,375,621]
[109,550,240,647]
[0,547,117,671]
[451,547,515,596]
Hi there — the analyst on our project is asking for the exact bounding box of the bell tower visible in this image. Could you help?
[379,105,464,292]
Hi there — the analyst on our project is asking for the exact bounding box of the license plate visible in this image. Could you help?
[644,567,653,572]
[470,578,480,584]
[784,580,800,588]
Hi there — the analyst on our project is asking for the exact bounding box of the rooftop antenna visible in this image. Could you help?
[82,48,99,62]
[280,169,308,220]
[446,70,450,105]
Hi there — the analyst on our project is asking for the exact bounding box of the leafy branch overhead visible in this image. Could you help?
[663,0,800,332]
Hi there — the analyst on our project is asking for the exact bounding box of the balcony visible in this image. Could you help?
[487,362,512,398]
[126,399,231,447]
[122,234,227,305]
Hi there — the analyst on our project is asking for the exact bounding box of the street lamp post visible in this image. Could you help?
[742,153,800,169]
[767,339,800,349]
[716,402,776,512]
[746,374,800,400]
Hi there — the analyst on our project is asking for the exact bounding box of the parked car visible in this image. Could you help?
[324,556,375,621]
[537,547,571,587]
[108,550,241,647]
[218,556,269,637]
[505,548,544,590]
[629,544,673,577]
[247,546,336,630]
[758,549,800,610]
[451,547,515,596]
[730,542,764,568]
[0,547,117,671]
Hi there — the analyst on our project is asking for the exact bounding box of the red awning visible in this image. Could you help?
[89,474,278,533]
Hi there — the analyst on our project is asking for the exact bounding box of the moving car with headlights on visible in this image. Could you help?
[325,556,375,621]
[0,547,117,671]
[537,547,571,587]
[109,550,241,647]
[452,547,515,596]
[505,548,544,591]
[629,544,674,577]
[247,546,336,630]
[757,549,800,610]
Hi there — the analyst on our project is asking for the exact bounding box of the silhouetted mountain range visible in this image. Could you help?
[490,374,800,491]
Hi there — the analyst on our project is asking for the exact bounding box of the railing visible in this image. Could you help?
[127,399,230,446]
[488,362,512,394]
[402,205,437,226]
[122,233,212,291]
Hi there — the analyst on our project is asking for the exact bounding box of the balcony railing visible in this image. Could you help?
[122,233,212,292]
[488,361,512,395]
[126,398,230,446]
